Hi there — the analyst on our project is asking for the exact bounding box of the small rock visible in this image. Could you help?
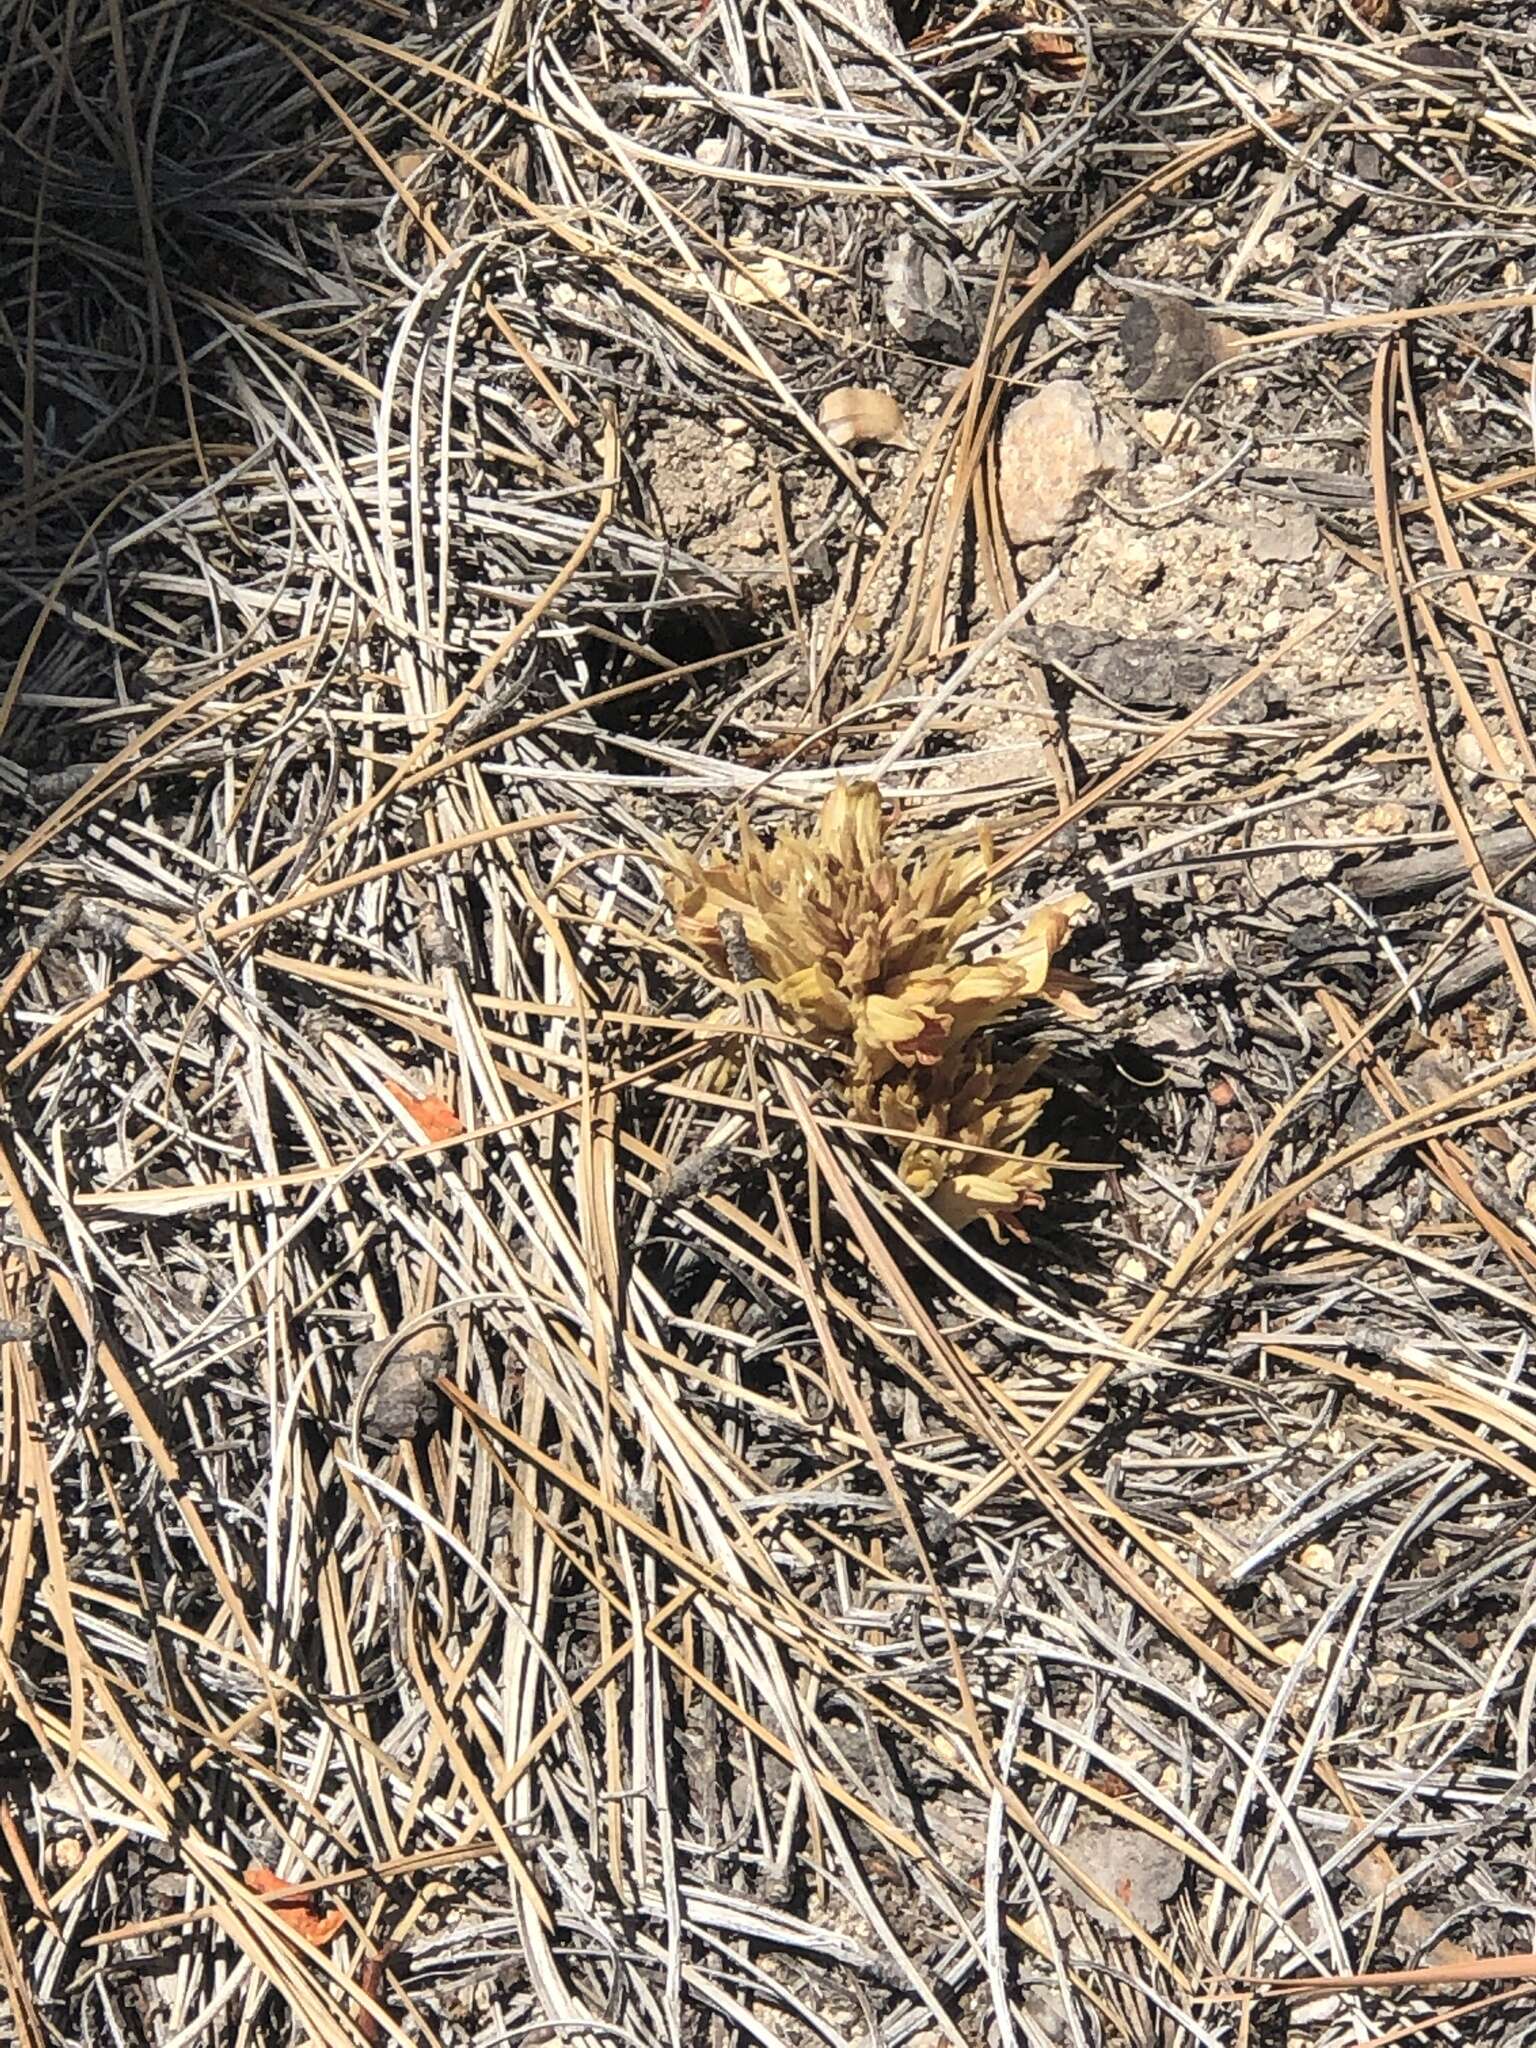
[1402,1047,1460,1108]
[1140,405,1189,444]
[997,381,1130,546]
[1021,1989,1069,2043]
[356,1326,452,1440]
[1454,725,1517,780]
[817,385,908,450]
[1260,228,1298,270]
[1107,531,1163,594]
[1119,295,1231,404]
[1138,1004,1205,1055]
[1266,1848,1323,1947]
[1058,1821,1185,1933]
[882,232,971,359]
[723,253,794,307]
[1247,506,1319,564]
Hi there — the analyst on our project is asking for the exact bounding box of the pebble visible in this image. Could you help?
[357,1327,451,1440]
[1247,506,1319,564]
[882,231,971,359]
[723,254,793,306]
[1260,228,1298,268]
[1015,544,1054,581]
[1119,295,1230,403]
[1455,726,1514,778]
[996,380,1130,546]
[1108,532,1163,594]
[1058,1821,1185,1933]
[1139,405,1189,445]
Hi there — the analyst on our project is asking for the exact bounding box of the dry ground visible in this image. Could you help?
[3,0,1536,2044]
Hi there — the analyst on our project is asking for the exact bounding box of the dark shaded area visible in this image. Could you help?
[1,0,385,775]
[7,1,1536,2043]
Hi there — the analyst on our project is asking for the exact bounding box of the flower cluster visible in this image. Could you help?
[668,782,1090,1238]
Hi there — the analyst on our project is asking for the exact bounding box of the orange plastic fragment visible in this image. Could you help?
[382,1077,465,1142]
[243,1863,347,1947]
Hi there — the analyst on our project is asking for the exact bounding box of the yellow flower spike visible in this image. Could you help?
[858,993,948,1068]
[842,924,884,991]
[774,964,855,1035]
[897,1147,943,1199]
[874,1082,922,1135]
[950,1171,1027,1211]
[1040,968,1098,1022]
[820,779,885,872]
[666,783,1092,1236]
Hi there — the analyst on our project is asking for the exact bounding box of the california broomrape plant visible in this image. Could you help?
[667,781,1092,1239]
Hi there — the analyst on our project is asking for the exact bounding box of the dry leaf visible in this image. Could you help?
[244,1864,347,1947]
[817,386,909,450]
[382,1077,465,1142]
[1024,29,1085,73]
